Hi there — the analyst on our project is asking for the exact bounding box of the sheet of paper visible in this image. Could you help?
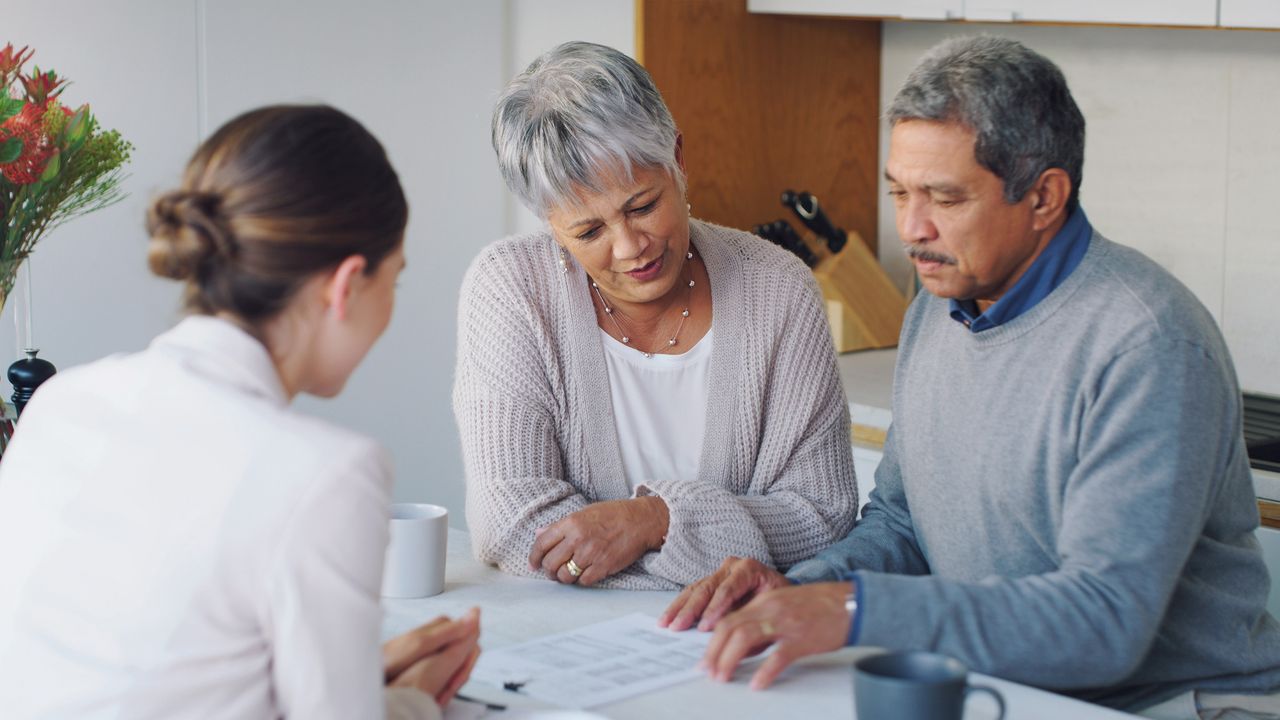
[468,613,713,708]
[442,699,492,720]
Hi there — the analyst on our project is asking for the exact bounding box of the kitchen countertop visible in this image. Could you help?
[837,349,896,449]
[837,348,896,414]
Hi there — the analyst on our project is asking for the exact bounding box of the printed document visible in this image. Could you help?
[469,613,713,708]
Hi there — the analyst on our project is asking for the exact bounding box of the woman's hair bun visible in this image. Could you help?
[145,105,407,322]
[146,190,234,280]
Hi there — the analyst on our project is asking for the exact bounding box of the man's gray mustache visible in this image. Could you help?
[904,245,958,265]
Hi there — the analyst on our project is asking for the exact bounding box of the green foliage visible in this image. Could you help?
[0,137,19,164]
[0,42,133,300]
[1,115,135,254]
[0,95,21,123]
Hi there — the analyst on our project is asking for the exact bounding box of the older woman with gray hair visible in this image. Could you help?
[453,41,856,590]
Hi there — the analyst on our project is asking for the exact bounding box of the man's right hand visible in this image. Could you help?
[383,607,482,708]
[659,557,791,632]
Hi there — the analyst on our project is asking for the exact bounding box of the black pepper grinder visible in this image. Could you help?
[8,349,56,416]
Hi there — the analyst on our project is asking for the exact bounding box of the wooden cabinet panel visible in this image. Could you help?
[642,0,882,251]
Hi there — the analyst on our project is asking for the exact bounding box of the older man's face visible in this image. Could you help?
[886,120,1048,303]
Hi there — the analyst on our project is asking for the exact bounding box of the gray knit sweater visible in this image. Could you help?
[788,232,1280,711]
[453,220,857,590]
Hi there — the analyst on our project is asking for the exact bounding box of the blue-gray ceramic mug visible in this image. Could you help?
[854,650,1005,720]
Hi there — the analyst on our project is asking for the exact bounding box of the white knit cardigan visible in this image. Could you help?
[453,220,857,589]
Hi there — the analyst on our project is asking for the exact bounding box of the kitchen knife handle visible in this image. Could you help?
[782,190,848,253]
[773,219,818,268]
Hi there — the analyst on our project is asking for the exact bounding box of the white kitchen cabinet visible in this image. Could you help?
[747,0,962,20]
[1006,0,1218,26]
[1220,0,1280,28]
[751,0,1222,27]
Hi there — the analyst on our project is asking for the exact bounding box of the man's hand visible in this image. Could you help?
[528,497,668,586]
[659,557,790,631]
[702,582,853,690]
[383,607,482,708]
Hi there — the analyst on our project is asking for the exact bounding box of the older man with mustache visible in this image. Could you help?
[661,36,1280,719]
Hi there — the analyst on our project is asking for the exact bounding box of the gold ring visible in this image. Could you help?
[565,558,583,578]
[760,620,775,636]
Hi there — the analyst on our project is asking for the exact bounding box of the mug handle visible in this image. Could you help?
[965,683,1006,720]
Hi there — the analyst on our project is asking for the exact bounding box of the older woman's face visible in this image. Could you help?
[547,165,689,307]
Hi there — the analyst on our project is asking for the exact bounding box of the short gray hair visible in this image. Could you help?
[888,36,1085,211]
[491,41,683,217]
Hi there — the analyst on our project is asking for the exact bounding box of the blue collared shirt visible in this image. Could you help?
[949,207,1092,332]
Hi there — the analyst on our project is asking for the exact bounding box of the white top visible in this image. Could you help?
[601,329,714,493]
[0,316,437,720]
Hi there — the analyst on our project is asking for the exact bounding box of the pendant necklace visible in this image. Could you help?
[591,250,696,359]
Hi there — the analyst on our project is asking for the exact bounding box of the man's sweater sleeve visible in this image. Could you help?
[786,422,932,583]
[848,338,1232,689]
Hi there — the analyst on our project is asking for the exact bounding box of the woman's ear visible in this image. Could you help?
[674,132,686,174]
[323,254,369,322]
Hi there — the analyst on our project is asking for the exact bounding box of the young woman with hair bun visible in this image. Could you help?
[0,105,477,719]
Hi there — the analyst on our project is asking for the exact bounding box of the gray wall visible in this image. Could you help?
[203,0,509,525]
[1,0,515,528]
[3,1,197,396]
[503,0,638,236]
[10,5,1274,530]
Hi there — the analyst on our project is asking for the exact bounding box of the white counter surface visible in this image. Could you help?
[382,530,1136,719]
[837,348,896,417]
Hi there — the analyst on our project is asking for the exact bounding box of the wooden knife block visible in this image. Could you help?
[803,232,907,353]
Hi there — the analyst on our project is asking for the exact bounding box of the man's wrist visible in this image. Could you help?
[845,577,863,646]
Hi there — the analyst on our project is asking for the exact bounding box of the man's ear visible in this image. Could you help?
[323,254,368,322]
[1029,168,1072,231]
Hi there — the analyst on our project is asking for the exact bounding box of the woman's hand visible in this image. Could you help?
[383,607,482,708]
[528,497,669,586]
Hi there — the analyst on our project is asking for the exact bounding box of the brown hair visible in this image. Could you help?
[146,105,407,322]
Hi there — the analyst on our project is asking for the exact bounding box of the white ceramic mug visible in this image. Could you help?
[381,503,448,598]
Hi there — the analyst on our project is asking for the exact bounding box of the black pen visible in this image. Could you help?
[455,692,507,711]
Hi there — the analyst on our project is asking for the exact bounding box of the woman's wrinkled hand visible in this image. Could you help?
[528,497,669,586]
[383,607,482,708]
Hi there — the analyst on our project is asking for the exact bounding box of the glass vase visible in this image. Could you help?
[1,259,42,458]
[0,259,23,457]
